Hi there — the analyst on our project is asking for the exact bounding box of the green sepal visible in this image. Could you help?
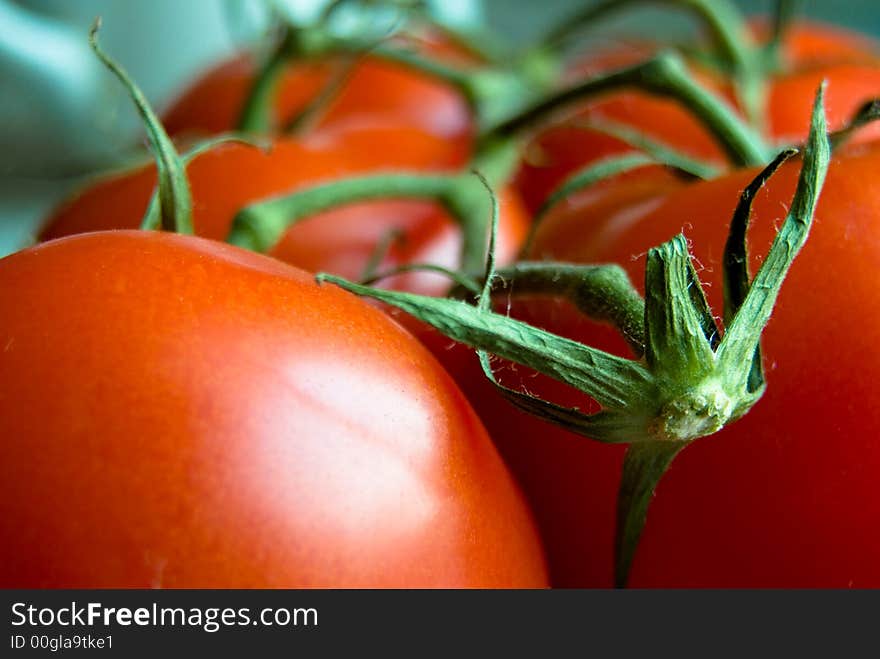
[616,441,688,588]
[722,146,798,392]
[487,50,770,168]
[228,174,455,253]
[318,274,656,415]
[644,235,717,381]
[476,351,653,445]
[715,84,829,404]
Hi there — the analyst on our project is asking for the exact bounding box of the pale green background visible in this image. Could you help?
[1,0,878,256]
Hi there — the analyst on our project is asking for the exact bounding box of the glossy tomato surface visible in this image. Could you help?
[421,141,880,587]
[0,231,547,588]
[41,127,529,296]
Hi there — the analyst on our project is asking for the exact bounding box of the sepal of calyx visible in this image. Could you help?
[320,85,830,586]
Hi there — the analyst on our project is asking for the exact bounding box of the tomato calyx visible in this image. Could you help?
[140,133,269,231]
[321,86,830,587]
[89,19,193,235]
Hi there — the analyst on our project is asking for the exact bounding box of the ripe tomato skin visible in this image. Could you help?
[418,142,880,587]
[40,127,528,296]
[0,231,547,588]
[162,51,472,148]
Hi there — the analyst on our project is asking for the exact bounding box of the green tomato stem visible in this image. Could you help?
[537,0,766,129]
[227,138,520,275]
[716,84,830,400]
[141,134,268,231]
[482,263,647,356]
[484,51,770,168]
[89,19,193,235]
[763,0,800,70]
[282,55,359,135]
[236,27,299,134]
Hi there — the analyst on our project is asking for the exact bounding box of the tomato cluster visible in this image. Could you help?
[4,4,880,588]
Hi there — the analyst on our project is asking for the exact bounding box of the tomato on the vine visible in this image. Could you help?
[0,230,547,588]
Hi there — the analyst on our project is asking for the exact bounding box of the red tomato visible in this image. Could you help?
[41,127,529,296]
[162,38,473,147]
[515,21,880,212]
[414,139,880,587]
[0,230,547,588]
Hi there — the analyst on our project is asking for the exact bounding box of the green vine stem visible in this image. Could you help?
[541,0,752,73]
[228,50,771,264]
[89,18,193,234]
[763,0,800,69]
[233,4,772,181]
[537,0,766,128]
[319,85,830,586]
[721,146,798,391]
[227,138,519,274]
[141,134,268,231]
[237,26,300,134]
[484,50,771,168]
[320,0,515,65]
[483,263,647,356]
[283,55,359,135]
